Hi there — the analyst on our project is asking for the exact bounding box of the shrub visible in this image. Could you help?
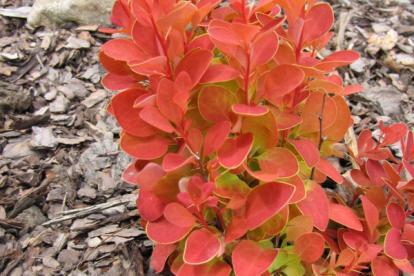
[99,0,414,275]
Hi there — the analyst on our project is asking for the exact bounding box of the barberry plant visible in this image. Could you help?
[99,0,414,275]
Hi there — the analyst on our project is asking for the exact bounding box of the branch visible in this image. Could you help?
[310,93,327,180]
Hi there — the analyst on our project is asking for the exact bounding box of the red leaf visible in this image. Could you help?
[245,182,295,229]
[224,215,248,243]
[164,203,197,227]
[263,64,304,100]
[288,139,320,168]
[350,169,374,187]
[293,232,325,263]
[241,111,279,149]
[323,95,352,142]
[157,79,183,125]
[366,159,387,186]
[187,34,215,52]
[112,89,159,137]
[131,21,159,56]
[232,104,268,116]
[199,64,239,84]
[296,92,337,136]
[270,107,302,130]
[341,85,365,95]
[403,159,414,179]
[393,259,414,274]
[402,224,414,244]
[140,107,175,133]
[329,203,363,231]
[102,73,145,91]
[361,195,379,240]
[133,93,156,109]
[384,228,407,260]
[372,256,399,276]
[121,133,170,160]
[314,51,360,71]
[217,133,254,168]
[250,31,279,68]
[122,162,141,185]
[147,215,194,244]
[135,162,166,190]
[203,121,232,156]
[208,25,241,45]
[315,158,343,183]
[232,240,278,276]
[260,205,289,235]
[302,3,334,44]
[151,243,177,273]
[163,153,195,172]
[101,39,148,61]
[188,128,203,156]
[245,148,298,181]
[129,56,168,76]
[176,259,232,276]
[184,229,221,264]
[285,215,314,242]
[174,49,213,88]
[296,181,329,230]
[198,85,239,124]
[99,51,133,76]
[137,189,166,221]
[386,202,406,230]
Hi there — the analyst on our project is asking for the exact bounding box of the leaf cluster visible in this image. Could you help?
[99,0,413,275]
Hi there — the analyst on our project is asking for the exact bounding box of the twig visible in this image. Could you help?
[77,222,135,268]
[42,197,134,226]
[310,93,327,180]
[336,10,355,51]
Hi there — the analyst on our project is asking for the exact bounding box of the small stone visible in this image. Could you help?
[15,206,47,230]
[371,23,390,34]
[2,140,36,159]
[98,244,117,254]
[71,218,95,231]
[65,36,90,49]
[66,79,89,98]
[57,249,81,265]
[31,127,58,149]
[102,205,125,216]
[40,36,52,50]
[87,237,101,247]
[43,256,60,269]
[44,89,57,101]
[81,90,107,108]
[77,185,97,199]
[16,170,41,186]
[97,171,117,195]
[10,267,23,276]
[57,86,75,100]
[49,95,70,113]
[46,187,66,202]
[349,58,366,73]
[77,31,93,43]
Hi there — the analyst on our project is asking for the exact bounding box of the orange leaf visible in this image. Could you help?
[245,182,295,229]
[293,232,325,263]
[121,133,170,160]
[329,203,363,231]
[288,139,320,168]
[184,229,220,264]
[232,240,278,276]
[217,133,254,168]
